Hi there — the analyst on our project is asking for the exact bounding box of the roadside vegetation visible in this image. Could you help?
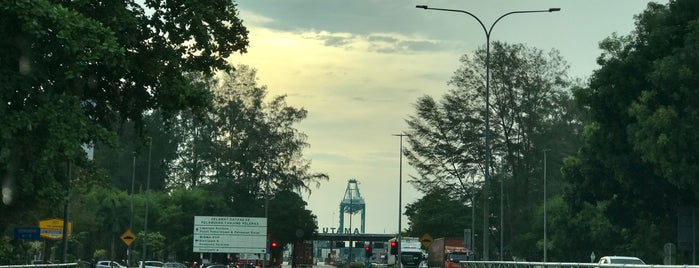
[2,0,699,265]
[402,0,699,264]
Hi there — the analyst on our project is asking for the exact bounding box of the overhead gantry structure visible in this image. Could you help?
[337,179,365,234]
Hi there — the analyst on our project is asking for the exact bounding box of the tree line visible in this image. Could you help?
[3,0,699,266]
[0,0,323,264]
[402,0,699,264]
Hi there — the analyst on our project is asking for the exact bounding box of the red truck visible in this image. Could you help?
[427,238,470,268]
[292,241,314,268]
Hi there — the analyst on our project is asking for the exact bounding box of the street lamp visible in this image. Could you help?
[393,133,408,268]
[415,5,560,261]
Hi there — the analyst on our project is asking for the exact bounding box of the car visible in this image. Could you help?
[96,261,127,268]
[139,261,165,268]
[164,263,187,268]
[598,256,645,265]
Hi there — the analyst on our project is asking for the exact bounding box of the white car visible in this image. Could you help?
[139,261,165,268]
[598,256,645,265]
[96,261,127,268]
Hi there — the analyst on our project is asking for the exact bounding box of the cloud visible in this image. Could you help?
[228,9,465,233]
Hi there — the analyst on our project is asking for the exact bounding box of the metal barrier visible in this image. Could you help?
[461,261,699,268]
[0,263,79,268]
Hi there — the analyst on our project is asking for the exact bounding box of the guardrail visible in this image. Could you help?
[461,261,699,268]
[0,263,79,268]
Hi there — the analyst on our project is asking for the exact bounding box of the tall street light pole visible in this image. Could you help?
[393,133,408,268]
[543,149,550,262]
[415,5,560,261]
[142,137,152,266]
[129,152,136,267]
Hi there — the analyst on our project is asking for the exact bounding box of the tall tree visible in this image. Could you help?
[0,0,249,228]
[165,66,329,197]
[404,42,578,259]
[404,189,473,239]
[561,0,699,263]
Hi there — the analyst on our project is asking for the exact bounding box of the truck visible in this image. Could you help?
[387,237,424,268]
[427,237,470,268]
[292,241,314,268]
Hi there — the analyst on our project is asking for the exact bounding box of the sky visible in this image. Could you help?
[229,0,668,235]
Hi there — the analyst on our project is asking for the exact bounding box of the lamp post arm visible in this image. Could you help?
[416,6,561,39]
[416,6,488,38]
[490,10,557,35]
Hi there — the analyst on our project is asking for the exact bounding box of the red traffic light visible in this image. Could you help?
[390,241,398,255]
[271,241,278,248]
[365,246,370,251]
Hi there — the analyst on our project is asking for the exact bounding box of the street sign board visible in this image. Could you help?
[14,227,41,241]
[39,219,72,240]
[121,229,137,246]
[193,216,267,253]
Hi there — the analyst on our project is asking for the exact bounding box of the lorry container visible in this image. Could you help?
[292,241,314,268]
[427,237,470,268]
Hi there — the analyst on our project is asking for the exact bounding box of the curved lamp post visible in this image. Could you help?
[415,5,560,261]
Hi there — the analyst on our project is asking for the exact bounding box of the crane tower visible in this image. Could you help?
[338,179,365,234]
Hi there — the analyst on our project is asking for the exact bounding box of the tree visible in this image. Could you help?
[404,190,473,239]
[0,0,249,229]
[561,0,699,263]
[165,66,328,200]
[404,42,578,259]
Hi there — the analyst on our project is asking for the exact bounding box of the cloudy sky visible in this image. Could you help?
[229,0,666,235]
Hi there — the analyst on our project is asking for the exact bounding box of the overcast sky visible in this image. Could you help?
[229,0,667,235]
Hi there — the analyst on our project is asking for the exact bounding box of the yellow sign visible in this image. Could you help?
[39,219,72,240]
[420,233,433,248]
[121,229,137,246]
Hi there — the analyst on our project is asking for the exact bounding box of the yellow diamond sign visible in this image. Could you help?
[420,233,433,248]
[120,229,137,246]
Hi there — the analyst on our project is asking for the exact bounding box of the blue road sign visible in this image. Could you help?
[14,227,41,241]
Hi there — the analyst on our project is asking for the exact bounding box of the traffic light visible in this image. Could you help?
[266,234,271,253]
[364,245,372,257]
[271,241,278,249]
[390,241,398,255]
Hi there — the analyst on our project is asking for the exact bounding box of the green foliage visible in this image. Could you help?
[0,0,249,233]
[134,231,166,261]
[560,0,699,263]
[404,41,579,260]
[267,190,318,264]
[0,0,330,265]
[404,190,472,238]
[93,249,107,260]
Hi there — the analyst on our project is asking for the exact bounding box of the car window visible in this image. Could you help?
[614,259,644,264]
